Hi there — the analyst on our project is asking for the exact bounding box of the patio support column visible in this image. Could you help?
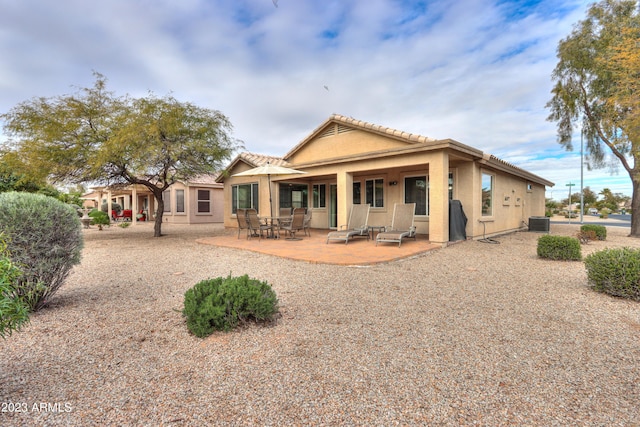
[132,186,138,225]
[97,189,104,210]
[429,151,449,246]
[336,170,353,229]
[148,195,155,221]
[107,190,113,223]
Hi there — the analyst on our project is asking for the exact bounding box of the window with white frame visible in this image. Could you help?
[404,176,427,215]
[232,183,259,214]
[365,178,384,208]
[313,184,326,208]
[481,173,494,216]
[197,189,210,213]
[176,189,185,213]
[163,190,171,213]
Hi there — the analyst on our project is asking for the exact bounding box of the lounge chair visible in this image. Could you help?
[326,204,370,244]
[246,209,272,240]
[376,203,417,247]
[278,207,306,240]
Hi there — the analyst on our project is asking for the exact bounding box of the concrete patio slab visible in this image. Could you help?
[197,228,441,265]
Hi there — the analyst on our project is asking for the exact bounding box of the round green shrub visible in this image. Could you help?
[183,274,279,337]
[537,235,581,260]
[580,224,606,241]
[584,247,640,301]
[0,192,83,311]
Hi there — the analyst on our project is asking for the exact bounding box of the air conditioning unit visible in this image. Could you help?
[529,216,550,232]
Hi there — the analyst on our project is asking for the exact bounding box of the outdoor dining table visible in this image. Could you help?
[261,216,290,238]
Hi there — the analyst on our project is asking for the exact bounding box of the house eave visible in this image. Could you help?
[289,138,484,169]
[479,154,555,188]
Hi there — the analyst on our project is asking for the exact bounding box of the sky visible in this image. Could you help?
[0,0,633,201]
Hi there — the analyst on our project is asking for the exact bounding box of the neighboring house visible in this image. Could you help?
[81,174,224,224]
[161,175,224,224]
[218,114,554,245]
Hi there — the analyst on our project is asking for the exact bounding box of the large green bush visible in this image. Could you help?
[0,236,29,338]
[0,192,83,310]
[585,248,640,301]
[580,224,607,241]
[537,235,582,260]
[183,275,279,337]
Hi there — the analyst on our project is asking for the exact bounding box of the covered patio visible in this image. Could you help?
[196,229,441,265]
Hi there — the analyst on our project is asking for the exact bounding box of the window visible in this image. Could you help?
[197,189,210,213]
[313,184,326,208]
[353,182,361,204]
[279,183,308,209]
[482,173,494,216]
[404,176,427,216]
[176,189,185,213]
[232,183,259,214]
[163,190,171,213]
[365,179,384,208]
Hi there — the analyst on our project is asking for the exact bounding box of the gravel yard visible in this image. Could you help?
[1,221,639,426]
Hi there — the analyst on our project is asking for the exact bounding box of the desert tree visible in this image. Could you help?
[1,73,241,237]
[546,0,640,235]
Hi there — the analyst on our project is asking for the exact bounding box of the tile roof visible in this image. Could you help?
[236,152,289,167]
[330,114,437,143]
[216,152,290,182]
[188,173,222,185]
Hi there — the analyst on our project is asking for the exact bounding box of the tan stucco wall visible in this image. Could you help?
[467,166,546,239]
[289,127,409,164]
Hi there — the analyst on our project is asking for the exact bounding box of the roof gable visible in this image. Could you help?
[216,152,289,182]
[284,114,440,164]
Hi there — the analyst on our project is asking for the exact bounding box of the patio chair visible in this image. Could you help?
[303,209,312,236]
[279,207,292,228]
[246,209,272,240]
[326,204,370,244]
[376,203,417,247]
[235,208,249,239]
[278,207,305,240]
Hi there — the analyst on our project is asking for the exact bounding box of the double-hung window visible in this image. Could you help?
[176,189,185,213]
[197,190,210,213]
[312,184,326,208]
[232,183,259,214]
[365,178,384,208]
[163,190,171,213]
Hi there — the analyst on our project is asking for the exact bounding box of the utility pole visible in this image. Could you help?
[566,182,575,223]
[580,128,584,224]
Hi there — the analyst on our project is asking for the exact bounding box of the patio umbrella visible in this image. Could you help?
[232,162,306,217]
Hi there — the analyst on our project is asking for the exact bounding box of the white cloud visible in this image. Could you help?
[0,0,631,197]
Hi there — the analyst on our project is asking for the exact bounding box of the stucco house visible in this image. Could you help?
[218,114,554,245]
[82,174,224,224]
